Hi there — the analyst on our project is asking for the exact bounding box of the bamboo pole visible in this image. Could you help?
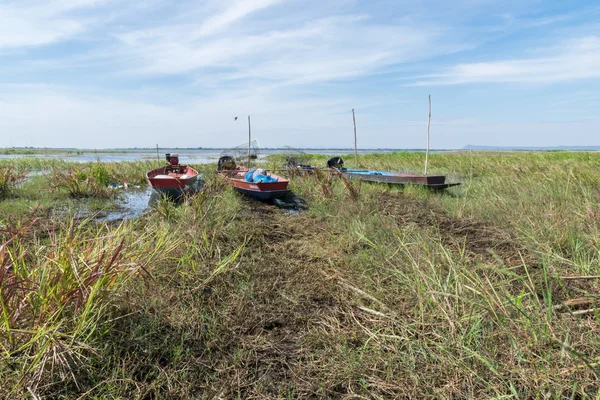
[424,95,431,175]
[248,115,252,158]
[352,108,358,168]
[156,144,160,166]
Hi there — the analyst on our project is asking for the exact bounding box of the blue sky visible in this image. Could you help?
[0,0,599,149]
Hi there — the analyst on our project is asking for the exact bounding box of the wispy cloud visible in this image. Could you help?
[111,5,456,88]
[413,36,600,85]
[196,0,284,37]
[1,0,600,148]
[0,0,112,48]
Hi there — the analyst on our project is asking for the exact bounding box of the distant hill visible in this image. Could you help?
[463,145,600,151]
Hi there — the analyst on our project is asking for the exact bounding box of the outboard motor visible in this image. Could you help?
[218,156,236,171]
[165,153,179,166]
[327,156,344,169]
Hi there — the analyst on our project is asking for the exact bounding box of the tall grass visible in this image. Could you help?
[263,151,600,397]
[46,161,158,198]
[0,167,27,199]
[0,213,182,395]
[3,152,600,398]
[49,165,114,198]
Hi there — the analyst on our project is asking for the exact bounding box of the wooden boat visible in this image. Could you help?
[146,153,200,197]
[217,156,290,200]
[328,157,460,189]
[337,169,459,189]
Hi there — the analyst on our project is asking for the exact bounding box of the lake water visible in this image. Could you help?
[0,149,407,163]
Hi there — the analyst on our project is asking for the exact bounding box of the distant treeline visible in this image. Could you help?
[2,146,599,152]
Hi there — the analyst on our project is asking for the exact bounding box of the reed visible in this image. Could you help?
[0,212,182,394]
[48,165,115,198]
[0,167,27,199]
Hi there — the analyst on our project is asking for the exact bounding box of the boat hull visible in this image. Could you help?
[146,165,200,198]
[338,169,459,189]
[219,167,290,201]
[233,186,291,200]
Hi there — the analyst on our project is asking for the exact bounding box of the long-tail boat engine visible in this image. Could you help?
[327,156,344,169]
[218,156,236,171]
[165,153,180,166]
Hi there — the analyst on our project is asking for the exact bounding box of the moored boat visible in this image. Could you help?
[217,156,290,200]
[146,153,200,198]
[338,169,459,189]
[328,157,460,189]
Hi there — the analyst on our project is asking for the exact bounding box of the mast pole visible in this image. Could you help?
[425,95,431,175]
[352,108,358,168]
[248,115,252,158]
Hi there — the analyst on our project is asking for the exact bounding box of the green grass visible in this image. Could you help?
[2,152,600,398]
[0,148,132,155]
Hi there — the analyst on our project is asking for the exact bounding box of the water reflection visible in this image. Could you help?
[94,189,155,222]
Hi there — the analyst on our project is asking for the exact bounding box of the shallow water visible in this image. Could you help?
[96,178,206,222]
[95,189,157,222]
[0,149,401,163]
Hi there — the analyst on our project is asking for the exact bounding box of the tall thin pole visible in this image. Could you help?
[156,144,160,166]
[424,95,431,175]
[352,108,358,168]
[248,115,251,158]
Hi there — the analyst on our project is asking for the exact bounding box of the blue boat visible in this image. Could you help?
[331,157,460,189]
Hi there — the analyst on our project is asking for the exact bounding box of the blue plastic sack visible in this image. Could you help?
[253,174,277,183]
[245,169,256,182]
[245,169,278,183]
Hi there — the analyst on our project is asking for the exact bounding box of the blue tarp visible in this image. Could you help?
[245,169,278,183]
[343,169,388,176]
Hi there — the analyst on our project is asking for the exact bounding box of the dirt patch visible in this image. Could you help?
[378,192,535,266]
[204,201,397,398]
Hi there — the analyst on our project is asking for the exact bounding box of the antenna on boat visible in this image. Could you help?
[424,95,431,175]
[352,108,358,168]
[248,115,252,159]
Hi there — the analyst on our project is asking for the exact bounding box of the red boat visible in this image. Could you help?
[146,153,200,197]
[217,156,290,200]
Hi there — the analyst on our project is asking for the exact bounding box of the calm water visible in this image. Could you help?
[0,149,405,163]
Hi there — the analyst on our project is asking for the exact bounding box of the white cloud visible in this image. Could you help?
[413,36,600,85]
[1,0,600,148]
[196,0,284,37]
[112,10,452,89]
[0,0,112,48]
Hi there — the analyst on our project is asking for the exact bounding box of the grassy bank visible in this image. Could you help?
[1,152,600,398]
[0,148,133,155]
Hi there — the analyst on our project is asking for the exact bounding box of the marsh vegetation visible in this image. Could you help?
[1,151,600,398]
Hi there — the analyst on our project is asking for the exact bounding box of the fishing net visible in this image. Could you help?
[282,146,309,169]
[220,140,260,166]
